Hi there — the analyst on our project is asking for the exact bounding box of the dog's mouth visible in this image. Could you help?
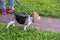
[33,16,41,23]
[38,16,41,20]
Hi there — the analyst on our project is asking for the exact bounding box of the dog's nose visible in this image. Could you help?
[38,16,41,20]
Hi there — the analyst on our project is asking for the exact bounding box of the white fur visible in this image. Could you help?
[6,15,41,31]
[6,15,32,31]
[38,16,41,20]
[24,15,32,30]
[6,21,15,28]
[24,25,27,30]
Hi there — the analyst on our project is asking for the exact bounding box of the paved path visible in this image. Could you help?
[0,14,60,32]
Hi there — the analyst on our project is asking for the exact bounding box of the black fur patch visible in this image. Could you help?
[15,13,28,24]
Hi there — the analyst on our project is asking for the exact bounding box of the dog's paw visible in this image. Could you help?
[24,27,27,31]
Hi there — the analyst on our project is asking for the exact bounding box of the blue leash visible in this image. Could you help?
[15,0,28,15]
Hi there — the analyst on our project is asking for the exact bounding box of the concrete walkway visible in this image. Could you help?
[0,14,60,32]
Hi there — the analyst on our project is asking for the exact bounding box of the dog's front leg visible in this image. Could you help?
[24,25,28,31]
[6,20,15,28]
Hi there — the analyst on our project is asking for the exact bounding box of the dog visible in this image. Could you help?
[6,12,41,30]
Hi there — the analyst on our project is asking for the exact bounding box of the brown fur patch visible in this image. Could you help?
[24,18,28,25]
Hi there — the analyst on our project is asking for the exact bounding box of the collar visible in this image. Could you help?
[28,14,34,23]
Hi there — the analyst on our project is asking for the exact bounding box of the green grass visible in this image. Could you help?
[0,23,60,40]
[13,0,60,18]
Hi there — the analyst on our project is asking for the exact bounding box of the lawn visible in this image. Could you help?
[0,0,60,40]
[14,0,60,18]
[0,23,60,40]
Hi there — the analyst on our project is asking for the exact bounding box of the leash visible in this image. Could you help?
[15,0,28,15]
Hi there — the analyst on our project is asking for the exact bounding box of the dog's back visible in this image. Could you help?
[14,13,28,24]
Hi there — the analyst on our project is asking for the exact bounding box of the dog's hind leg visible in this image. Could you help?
[6,20,15,28]
[13,22,15,27]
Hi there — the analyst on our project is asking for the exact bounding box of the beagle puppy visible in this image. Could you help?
[6,12,41,30]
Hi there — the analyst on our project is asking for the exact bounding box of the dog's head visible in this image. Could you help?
[32,12,41,21]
